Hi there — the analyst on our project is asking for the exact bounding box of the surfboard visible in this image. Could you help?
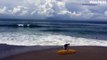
[57,49,77,55]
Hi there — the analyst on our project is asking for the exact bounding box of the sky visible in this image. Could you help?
[0,0,107,20]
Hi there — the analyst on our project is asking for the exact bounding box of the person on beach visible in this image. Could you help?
[64,44,70,50]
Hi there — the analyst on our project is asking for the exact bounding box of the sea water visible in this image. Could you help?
[0,20,107,46]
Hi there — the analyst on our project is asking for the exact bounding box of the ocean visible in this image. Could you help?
[0,20,107,46]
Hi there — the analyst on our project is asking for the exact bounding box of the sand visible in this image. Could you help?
[1,46,107,60]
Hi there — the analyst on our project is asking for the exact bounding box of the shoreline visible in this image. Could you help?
[0,44,107,60]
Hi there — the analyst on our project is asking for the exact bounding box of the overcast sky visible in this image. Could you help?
[0,0,107,20]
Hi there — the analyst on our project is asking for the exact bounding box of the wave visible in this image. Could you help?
[0,31,107,47]
[1,20,107,28]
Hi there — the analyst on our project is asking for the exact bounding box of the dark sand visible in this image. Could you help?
[1,46,107,60]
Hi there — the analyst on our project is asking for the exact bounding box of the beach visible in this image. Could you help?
[0,0,107,59]
[1,45,107,60]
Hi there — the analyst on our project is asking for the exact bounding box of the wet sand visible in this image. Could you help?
[1,46,107,60]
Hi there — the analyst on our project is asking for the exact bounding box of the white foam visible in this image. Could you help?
[0,32,107,46]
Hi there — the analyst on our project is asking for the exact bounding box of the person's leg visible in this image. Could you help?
[65,46,68,50]
[64,47,67,50]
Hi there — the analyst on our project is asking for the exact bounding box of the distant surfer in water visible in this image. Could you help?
[64,44,70,50]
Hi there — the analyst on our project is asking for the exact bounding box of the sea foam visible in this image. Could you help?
[0,31,107,47]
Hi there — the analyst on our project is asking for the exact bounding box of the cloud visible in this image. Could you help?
[0,0,107,20]
[11,6,28,15]
[12,6,23,14]
[0,6,7,14]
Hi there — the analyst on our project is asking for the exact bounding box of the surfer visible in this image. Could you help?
[64,44,70,50]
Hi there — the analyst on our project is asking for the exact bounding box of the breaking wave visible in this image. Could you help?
[0,29,107,47]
